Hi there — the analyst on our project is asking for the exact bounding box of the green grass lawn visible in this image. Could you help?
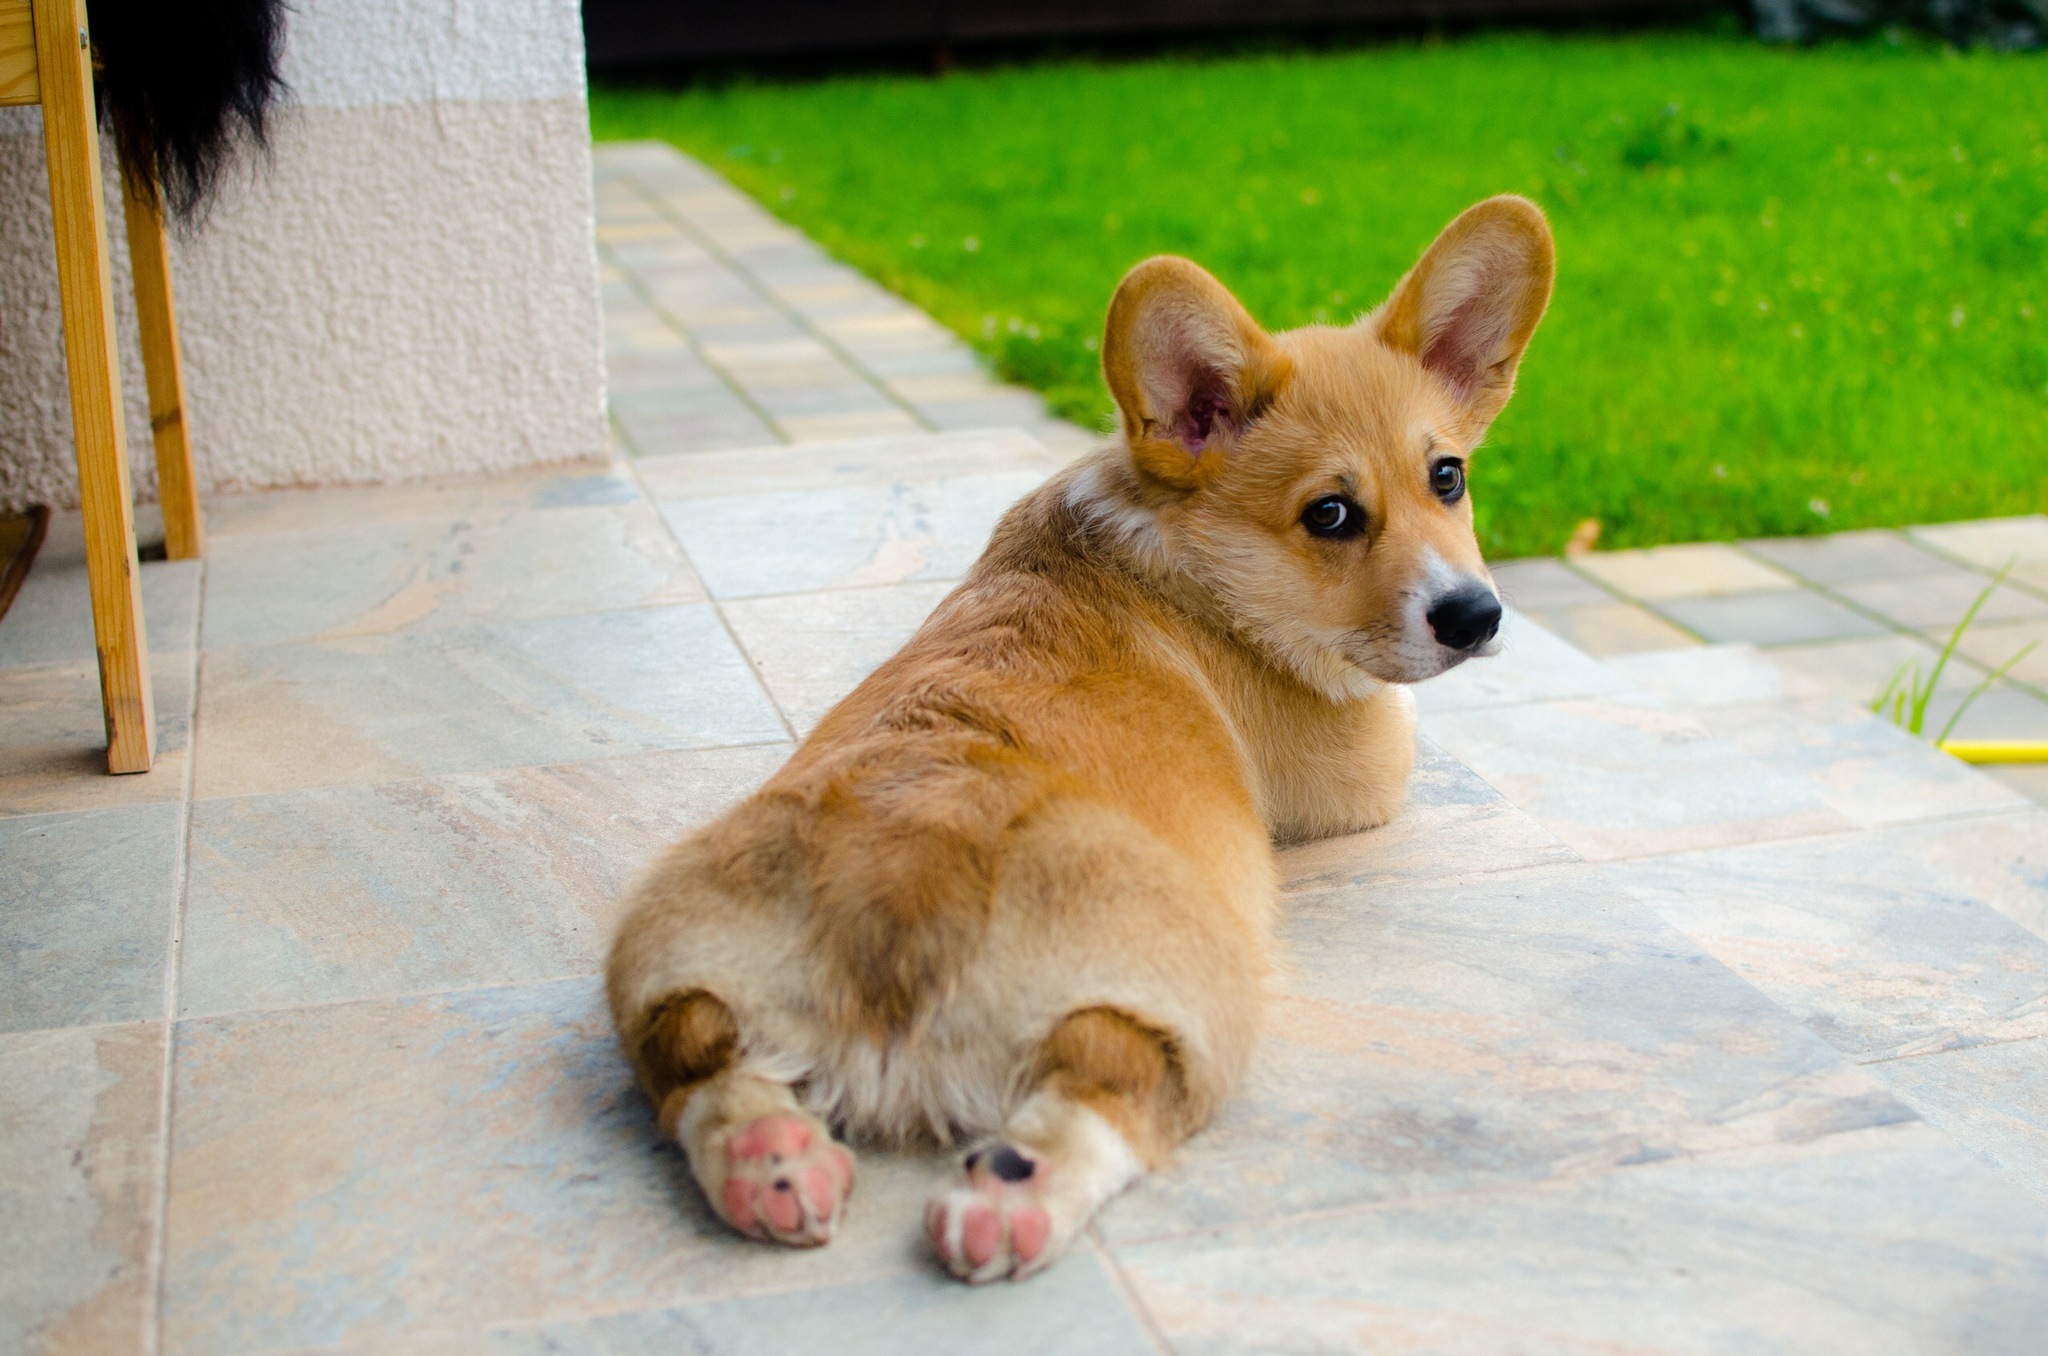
[592,30,2048,557]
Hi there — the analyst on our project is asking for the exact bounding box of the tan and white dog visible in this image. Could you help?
[607,196,1554,1283]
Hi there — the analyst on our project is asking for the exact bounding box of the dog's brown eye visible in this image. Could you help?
[1432,459,1466,504]
[1302,495,1364,540]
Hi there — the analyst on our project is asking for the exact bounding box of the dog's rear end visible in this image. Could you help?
[608,195,1553,1281]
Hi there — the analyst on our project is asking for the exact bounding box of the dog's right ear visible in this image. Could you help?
[1101,257,1292,490]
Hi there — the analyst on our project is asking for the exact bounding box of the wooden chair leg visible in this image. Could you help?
[37,0,154,773]
[121,168,204,560]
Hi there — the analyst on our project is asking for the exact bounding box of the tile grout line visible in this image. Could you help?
[1089,1225,1179,1356]
[621,165,942,435]
[1728,537,2048,705]
[147,564,206,1356]
[620,456,804,745]
[598,175,789,446]
[1857,1029,2048,1068]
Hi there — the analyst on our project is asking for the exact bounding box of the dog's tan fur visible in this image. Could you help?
[607,196,1554,1281]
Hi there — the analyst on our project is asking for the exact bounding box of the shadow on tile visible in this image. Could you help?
[1866,1037,2048,1206]
[1605,814,2048,1061]
[1100,861,1903,1243]
[0,656,193,817]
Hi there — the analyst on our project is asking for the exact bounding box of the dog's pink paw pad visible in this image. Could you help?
[721,1179,759,1235]
[713,1113,852,1248]
[1010,1207,1050,1263]
[927,1142,1064,1283]
[962,1206,1001,1268]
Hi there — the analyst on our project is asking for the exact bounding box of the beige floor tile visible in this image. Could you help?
[1913,682,2048,743]
[0,656,193,818]
[1572,542,1799,601]
[203,467,641,541]
[1952,616,2048,689]
[193,607,786,801]
[3,803,180,1033]
[0,1023,164,1356]
[1909,514,2048,570]
[1609,815,2048,1060]
[1523,599,1700,656]
[1102,859,1896,1243]
[1744,528,1953,585]
[201,499,703,649]
[0,556,202,669]
[1764,632,1981,707]
[778,410,927,442]
[883,372,1013,404]
[658,471,1047,599]
[1866,1038,2048,1205]
[633,428,1058,501]
[1840,572,2048,632]
[1114,1122,2048,1354]
[1413,609,1631,715]
[721,581,955,735]
[1275,739,1576,892]
[1487,557,1613,610]
[1984,762,2048,805]
[179,745,788,1018]
[1426,693,1850,862]
[1694,695,2029,829]
[1605,643,1828,709]
[161,981,944,1353]
[1654,588,1890,647]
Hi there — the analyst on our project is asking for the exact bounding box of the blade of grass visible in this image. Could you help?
[1935,640,2041,745]
[1908,564,2009,736]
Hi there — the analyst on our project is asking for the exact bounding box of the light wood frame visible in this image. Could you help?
[5,0,206,773]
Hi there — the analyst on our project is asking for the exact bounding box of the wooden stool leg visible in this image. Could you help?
[121,169,203,560]
[37,0,154,773]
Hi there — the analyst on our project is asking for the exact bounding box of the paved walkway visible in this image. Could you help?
[1495,528,2048,805]
[1,141,2045,1353]
[593,142,1091,458]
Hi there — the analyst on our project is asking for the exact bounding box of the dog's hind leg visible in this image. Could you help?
[631,989,854,1248]
[926,1006,1192,1283]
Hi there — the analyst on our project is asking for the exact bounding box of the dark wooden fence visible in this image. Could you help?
[584,0,1709,68]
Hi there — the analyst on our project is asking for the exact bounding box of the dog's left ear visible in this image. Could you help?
[1102,256,1292,489]
[1371,195,1555,439]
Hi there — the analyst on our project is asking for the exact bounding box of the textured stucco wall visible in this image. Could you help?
[0,0,606,512]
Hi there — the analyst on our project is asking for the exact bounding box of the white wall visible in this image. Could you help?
[0,0,607,513]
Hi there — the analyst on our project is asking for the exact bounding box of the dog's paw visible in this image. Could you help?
[708,1112,854,1247]
[925,1143,1062,1283]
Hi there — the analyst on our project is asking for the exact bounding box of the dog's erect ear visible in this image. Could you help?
[1102,256,1292,489]
[1371,195,1555,438]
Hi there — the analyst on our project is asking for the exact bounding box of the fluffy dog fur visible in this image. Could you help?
[92,0,288,220]
[607,196,1554,1282]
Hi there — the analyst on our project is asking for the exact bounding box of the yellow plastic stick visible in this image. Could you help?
[1938,741,2048,764]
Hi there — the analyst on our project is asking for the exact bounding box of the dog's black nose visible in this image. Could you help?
[1427,587,1502,651]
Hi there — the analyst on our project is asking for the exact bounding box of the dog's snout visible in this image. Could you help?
[1427,586,1502,652]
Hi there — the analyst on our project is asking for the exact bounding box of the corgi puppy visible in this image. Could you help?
[607,196,1554,1282]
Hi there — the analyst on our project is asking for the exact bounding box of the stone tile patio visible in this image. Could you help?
[3,141,2047,1353]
